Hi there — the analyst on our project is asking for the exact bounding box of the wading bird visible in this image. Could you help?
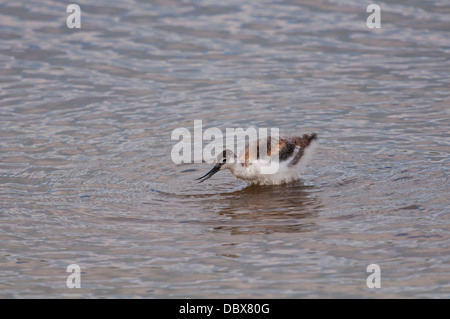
[197,133,318,185]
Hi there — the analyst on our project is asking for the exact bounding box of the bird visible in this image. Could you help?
[197,132,318,185]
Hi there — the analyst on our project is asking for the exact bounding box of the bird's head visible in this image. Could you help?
[197,150,236,183]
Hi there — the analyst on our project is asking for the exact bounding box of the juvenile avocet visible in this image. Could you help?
[197,133,318,185]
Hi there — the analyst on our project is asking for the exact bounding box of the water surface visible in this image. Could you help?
[0,0,449,298]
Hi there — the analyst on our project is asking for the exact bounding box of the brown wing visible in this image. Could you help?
[239,133,318,166]
[238,136,292,165]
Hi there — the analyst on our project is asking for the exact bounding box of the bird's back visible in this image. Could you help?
[239,133,317,166]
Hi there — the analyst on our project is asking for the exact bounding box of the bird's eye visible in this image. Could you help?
[222,158,226,163]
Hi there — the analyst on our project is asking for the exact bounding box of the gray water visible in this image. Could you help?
[0,0,449,298]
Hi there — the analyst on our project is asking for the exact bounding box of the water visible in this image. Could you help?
[0,0,449,298]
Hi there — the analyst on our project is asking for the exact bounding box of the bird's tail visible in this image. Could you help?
[302,132,318,147]
[287,132,318,167]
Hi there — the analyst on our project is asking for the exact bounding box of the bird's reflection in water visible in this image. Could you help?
[213,181,322,235]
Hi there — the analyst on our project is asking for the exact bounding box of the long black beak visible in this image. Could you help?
[196,164,221,183]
